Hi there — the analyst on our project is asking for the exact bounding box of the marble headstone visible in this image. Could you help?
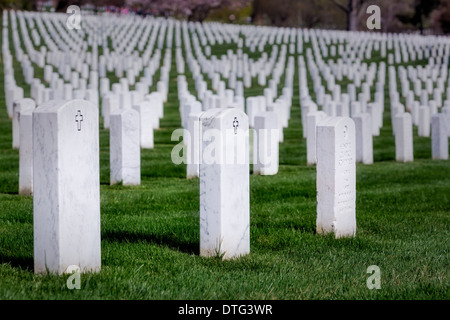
[316,117,356,238]
[186,112,202,179]
[353,113,373,164]
[418,106,430,137]
[102,93,119,130]
[18,102,35,195]
[307,111,327,165]
[133,101,154,149]
[110,108,141,185]
[199,108,250,259]
[33,99,101,274]
[394,112,414,162]
[253,112,279,175]
[12,98,35,149]
[431,113,449,160]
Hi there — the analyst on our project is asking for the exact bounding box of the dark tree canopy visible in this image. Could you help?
[2,0,450,34]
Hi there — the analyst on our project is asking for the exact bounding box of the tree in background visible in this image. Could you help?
[251,0,335,29]
[251,0,294,26]
[396,0,440,34]
[0,0,37,10]
[299,0,328,28]
[3,0,449,34]
[331,0,362,31]
[429,0,450,34]
[380,1,411,32]
[124,0,252,21]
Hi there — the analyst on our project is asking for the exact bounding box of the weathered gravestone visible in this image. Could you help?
[199,108,250,259]
[431,113,449,160]
[133,101,154,149]
[33,99,101,274]
[246,97,262,128]
[182,100,202,129]
[143,93,162,129]
[186,112,202,179]
[145,91,164,122]
[353,113,373,164]
[395,112,414,162]
[316,117,356,238]
[102,93,119,129]
[12,98,35,149]
[442,106,450,138]
[18,99,36,195]
[7,85,24,119]
[366,103,381,136]
[110,108,141,185]
[418,106,430,137]
[253,112,279,175]
[301,100,317,139]
[307,111,327,165]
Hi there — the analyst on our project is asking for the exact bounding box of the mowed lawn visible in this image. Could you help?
[0,17,449,300]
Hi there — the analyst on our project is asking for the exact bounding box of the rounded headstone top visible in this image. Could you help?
[34,99,96,114]
[14,98,36,113]
[318,116,355,130]
[200,107,247,122]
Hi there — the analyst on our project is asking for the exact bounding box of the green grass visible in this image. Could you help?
[0,15,449,300]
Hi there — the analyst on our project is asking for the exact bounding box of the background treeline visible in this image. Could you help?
[2,0,450,34]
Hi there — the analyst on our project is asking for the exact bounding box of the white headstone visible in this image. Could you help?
[33,99,101,274]
[336,102,349,117]
[442,106,450,138]
[394,112,414,162]
[12,98,34,149]
[63,84,73,100]
[100,77,110,97]
[246,97,260,128]
[145,92,164,120]
[253,112,279,175]
[157,81,167,102]
[18,100,36,195]
[199,108,250,259]
[306,111,327,165]
[186,112,202,179]
[8,86,24,119]
[431,113,449,160]
[301,100,317,139]
[350,101,361,117]
[110,108,141,185]
[85,89,99,108]
[102,94,119,130]
[353,113,373,164]
[366,103,381,136]
[133,101,154,149]
[418,106,430,137]
[182,101,202,129]
[119,91,132,109]
[316,117,356,238]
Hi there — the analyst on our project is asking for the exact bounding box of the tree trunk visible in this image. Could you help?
[418,7,424,35]
[419,16,424,34]
[348,0,358,31]
[332,0,359,31]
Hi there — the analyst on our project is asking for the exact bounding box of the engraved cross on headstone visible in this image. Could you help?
[75,110,83,131]
[233,117,239,134]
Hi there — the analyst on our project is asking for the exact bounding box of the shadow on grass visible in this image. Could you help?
[102,230,199,255]
[0,179,19,195]
[0,255,33,271]
[253,221,316,234]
